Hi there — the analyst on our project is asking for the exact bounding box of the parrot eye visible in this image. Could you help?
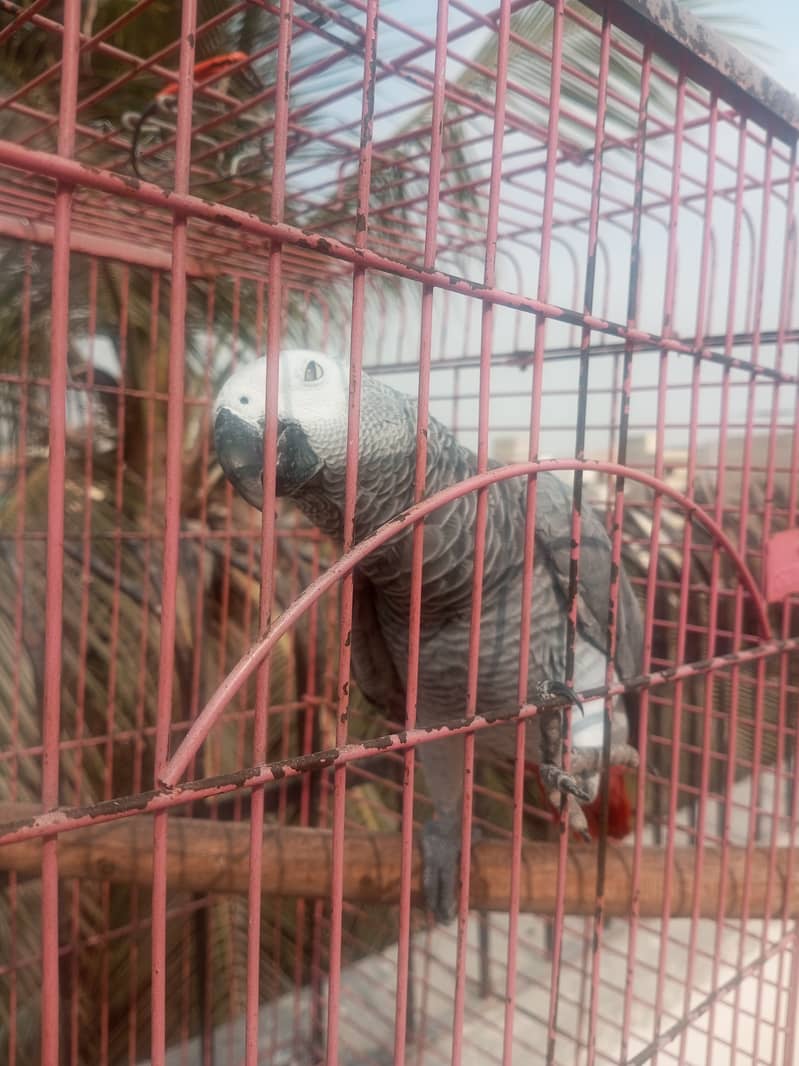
[239,395,249,405]
[304,359,323,383]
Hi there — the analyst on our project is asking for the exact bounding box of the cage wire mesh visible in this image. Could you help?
[0,0,798,1064]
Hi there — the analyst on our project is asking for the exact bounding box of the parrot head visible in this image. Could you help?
[213,349,353,508]
[214,348,412,514]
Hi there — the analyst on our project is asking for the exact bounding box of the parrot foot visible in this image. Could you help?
[420,812,480,924]
[538,766,594,837]
[539,762,592,804]
[536,685,595,834]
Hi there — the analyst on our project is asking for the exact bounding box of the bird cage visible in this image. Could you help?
[0,0,798,1064]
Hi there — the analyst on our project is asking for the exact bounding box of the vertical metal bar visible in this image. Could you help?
[677,93,719,1066]
[71,256,98,806]
[293,301,318,1051]
[188,281,217,732]
[326,2,378,1063]
[517,8,566,1063]
[195,281,217,1066]
[772,145,799,1066]
[150,2,198,1062]
[619,42,653,1063]
[578,13,619,1066]
[41,3,81,1062]
[245,3,294,1062]
[68,255,97,1066]
[650,69,687,1066]
[394,0,448,1060]
[128,270,162,1066]
[576,916,592,1062]
[784,930,799,1066]
[246,275,278,1065]
[101,264,130,1066]
[746,136,792,1066]
[294,528,322,1055]
[704,115,748,1066]
[232,278,252,839]
[450,2,514,1063]
[310,589,338,1060]
[501,711,527,1066]
[780,358,799,1065]
[104,263,130,802]
[8,242,33,1066]
[729,132,774,1066]
[215,275,239,721]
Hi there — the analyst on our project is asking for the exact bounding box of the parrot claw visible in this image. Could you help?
[539,763,592,804]
[534,679,584,715]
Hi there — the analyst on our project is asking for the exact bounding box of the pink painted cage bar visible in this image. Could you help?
[0,0,798,1063]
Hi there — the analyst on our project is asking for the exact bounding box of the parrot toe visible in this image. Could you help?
[543,789,592,837]
[533,678,584,715]
[568,797,592,840]
[539,762,592,803]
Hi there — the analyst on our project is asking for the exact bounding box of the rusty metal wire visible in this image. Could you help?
[0,0,798,1064]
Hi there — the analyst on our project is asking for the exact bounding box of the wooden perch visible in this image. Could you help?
[0,805,795,918]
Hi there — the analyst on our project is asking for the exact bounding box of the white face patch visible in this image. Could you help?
[276,350,350,437]
[213,350,353,494]
[213,356,266,427]
[214,349,349,430]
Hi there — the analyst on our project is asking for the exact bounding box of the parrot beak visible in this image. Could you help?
[213,407,265,510]
[214,408,322,509]
[273,420,323,496]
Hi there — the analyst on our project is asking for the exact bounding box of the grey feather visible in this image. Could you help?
[214,350,643,918]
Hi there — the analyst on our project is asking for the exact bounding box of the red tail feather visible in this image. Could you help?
[581,765,633,840]
[532,763,633,840]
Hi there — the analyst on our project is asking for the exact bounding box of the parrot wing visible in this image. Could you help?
[350,569,407,722]
[529,473,643,682]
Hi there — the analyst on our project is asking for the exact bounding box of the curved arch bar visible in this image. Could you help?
[162,459,771,788]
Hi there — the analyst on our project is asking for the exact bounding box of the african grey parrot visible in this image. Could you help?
[213,349,643,921]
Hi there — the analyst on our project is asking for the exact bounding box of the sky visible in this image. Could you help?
[741,0,799,97]
[390,0,799,98]
[77,0,799,458]
[358,0,799,461]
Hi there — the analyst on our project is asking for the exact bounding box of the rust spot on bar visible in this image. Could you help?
[363,735,393,751]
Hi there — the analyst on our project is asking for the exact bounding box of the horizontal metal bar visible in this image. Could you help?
[0,141,794,384]
[369,333,799,378]
[0,211,210,274]
[0,632,795,851]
